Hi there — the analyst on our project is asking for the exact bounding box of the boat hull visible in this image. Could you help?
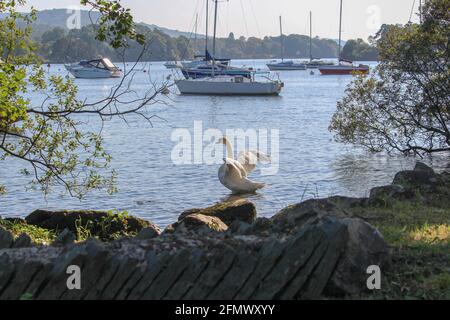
[181,69,252,79]
[65,66,120,79]
[175,79,283,96]
[267,64,306,71]
[318,65,369,75]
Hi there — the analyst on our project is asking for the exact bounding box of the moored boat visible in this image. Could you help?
[318,0,370,76]
[319,59,369,75]
[65,58,122,79]
[175,0,284,96]
[267,60,306,71]
[164,61,182,69]
[181,62,252,79]
[266,16,306,71]
[176,75,283,96]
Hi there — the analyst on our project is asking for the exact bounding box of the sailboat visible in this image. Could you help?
[319,0,369,75]
[180,0,250,79]
[266,16,306,71]
[175,0,284,95]
[305,11,334,69]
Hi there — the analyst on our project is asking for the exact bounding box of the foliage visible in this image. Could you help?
[341,38,378,61]
[0,219,56,245]
[74,210,138,241]
[0,0,166,198]
[330,0,450,155]
[346,198,450,300]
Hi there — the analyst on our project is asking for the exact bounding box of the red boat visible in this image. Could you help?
[320,0,370,76]
[319,59,370,75]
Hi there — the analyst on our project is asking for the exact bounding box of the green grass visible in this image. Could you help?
[351,201,450,300]
[74,210,138,242]
[0,219,56,245]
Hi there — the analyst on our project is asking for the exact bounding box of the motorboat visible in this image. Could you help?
[176,75,283,96]
[65,58,122,79]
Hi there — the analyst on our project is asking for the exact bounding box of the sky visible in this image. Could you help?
[22,0,422,40]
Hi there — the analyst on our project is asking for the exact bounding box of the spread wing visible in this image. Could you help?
[237,151,271,175]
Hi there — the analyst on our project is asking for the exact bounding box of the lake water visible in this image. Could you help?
[1,60,448,227]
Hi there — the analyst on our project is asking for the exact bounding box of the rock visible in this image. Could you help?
[250,217,273,233]
[327,218,390,296]
[52,228,76,246]
[0,226,14,249]
[12,233,33,248]
[271,198,353,231]
[179,199,257,226]
[226,220,252,235]
[135,226,161,240]
[393,163,438,188]
[25,210,151,239]
[414,162,435,174]
[369,184,414,205]
[173,214,228,233]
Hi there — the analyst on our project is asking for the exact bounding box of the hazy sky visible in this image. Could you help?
[23,0,421,40]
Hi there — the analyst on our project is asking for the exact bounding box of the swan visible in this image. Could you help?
[217,137,270,194]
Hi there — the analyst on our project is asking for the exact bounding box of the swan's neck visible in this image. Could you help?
[224,139,233,159]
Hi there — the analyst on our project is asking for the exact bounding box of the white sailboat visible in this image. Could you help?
[176,0,284,96]
[266,16,306,71]
[305,11,334,69]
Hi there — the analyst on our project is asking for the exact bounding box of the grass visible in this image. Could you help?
[73,210,138,242]
[351,200,450,300]
[0,219,56,245]
[0,209,138,245]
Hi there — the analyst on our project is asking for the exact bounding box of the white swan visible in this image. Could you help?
[217,137,270,194]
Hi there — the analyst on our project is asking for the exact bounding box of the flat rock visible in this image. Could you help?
[173,214,228,233]
[178,199,257,226]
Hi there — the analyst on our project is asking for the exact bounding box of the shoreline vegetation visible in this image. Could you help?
[3,9,379,63]
[1,162,449,299]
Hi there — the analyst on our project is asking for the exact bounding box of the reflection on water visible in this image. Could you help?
[0,60,448,227]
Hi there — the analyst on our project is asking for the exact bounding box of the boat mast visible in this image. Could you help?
[194,13,198,54]
[212,0,219,77]
[205,0,209,58]
[309,11,313,62]
[419,0,422,23]
[338,0,343,62]
[279,16,284,62]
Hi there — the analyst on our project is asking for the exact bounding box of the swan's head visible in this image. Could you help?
[216,136,229,145]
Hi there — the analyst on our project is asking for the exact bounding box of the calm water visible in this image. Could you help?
[0,60,447,227]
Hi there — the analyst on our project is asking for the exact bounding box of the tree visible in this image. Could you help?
[341,38,378,61]
[0,0,168,197]
[330,0,450,155]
